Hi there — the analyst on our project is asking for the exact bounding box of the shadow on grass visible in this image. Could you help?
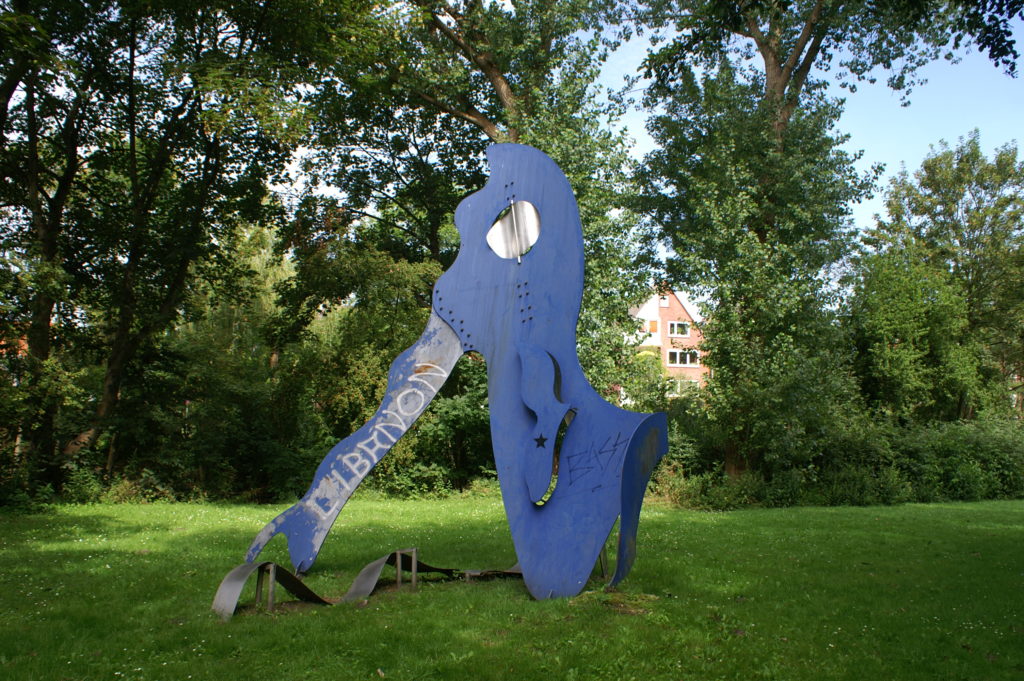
[0,497,522,622]
[1,499,1023,681]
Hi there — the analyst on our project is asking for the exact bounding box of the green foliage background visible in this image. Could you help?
[1,0,1023,509]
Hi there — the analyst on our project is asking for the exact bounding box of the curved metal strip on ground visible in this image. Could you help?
[340,549,456,603]
[213,553,524,620]
[339,552,522,603]
[211,561,331,621]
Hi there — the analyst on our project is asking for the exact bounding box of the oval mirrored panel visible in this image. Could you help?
[486,200,540,259]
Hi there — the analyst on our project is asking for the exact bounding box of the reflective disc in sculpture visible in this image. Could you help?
[245,144,667,599]
[486,199,541,259]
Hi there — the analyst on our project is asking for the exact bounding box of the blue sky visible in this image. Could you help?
[837,36,1023,229]
[599,20,1024,232]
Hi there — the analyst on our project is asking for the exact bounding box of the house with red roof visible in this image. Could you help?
[631,290,709,395]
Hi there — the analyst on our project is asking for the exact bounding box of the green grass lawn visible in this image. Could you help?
[1,495,1022,680]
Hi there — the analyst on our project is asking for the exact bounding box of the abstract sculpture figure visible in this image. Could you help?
[246,144,667,599]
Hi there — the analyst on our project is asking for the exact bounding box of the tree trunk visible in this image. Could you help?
[23,291,58,482]
[62,336,136,458]
[63,125,220,457]
[20,69,62,484]
[723,441,748,478]
[105,433,117,475]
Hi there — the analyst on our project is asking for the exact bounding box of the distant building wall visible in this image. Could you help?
[632,291,709,393]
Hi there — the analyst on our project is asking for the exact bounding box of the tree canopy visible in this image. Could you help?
[0,0,1021,506]
[852,132,1024,420]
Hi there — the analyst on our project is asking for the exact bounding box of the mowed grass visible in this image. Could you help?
[1,495,1022,681]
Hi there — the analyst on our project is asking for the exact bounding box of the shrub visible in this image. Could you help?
[874,465,914,505]
[371,461,452,499]
[459,476,501,497]
[656,469,767,511]
[891,420,1024,502]
[762,468,806,507]
[62,468,104,504]
[663,405,1024,509]
[0,481,36,510]
[99,470,176,504]
[100,477,148,504]
[819,466,877,506]
[945,458,988,501]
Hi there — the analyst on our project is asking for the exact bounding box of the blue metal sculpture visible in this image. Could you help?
[246,144,667,599]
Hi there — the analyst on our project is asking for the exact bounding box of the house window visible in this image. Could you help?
[659,295,669,308]
[667,378,700,396]
[667,349,700,367]
[668,321,690,337]
[649,320,658,333]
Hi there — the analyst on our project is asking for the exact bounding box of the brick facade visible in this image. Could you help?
[632,291,709,391]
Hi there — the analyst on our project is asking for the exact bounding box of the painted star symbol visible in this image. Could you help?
[534,435,548,448]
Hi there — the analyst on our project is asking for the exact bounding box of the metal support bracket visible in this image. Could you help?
[212,561,331,621]
[254,563,277,612]
[394,548,418,590]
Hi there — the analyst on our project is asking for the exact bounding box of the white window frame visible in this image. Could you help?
[667,378,701,397]
[668,321,690,337]
[666,349,700,367]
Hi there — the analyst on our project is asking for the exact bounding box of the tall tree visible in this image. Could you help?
[886,1,1024,75]
[397,0,660,393]
[0,0,369,490]
[642,1,1021,131]
[281,0,659,393]
[642,1,956,148]
[636,0,1021,474]
[848,229,977,421]
[861,132,1024,418]
[639,59,869,475]
[385,0,615,144]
